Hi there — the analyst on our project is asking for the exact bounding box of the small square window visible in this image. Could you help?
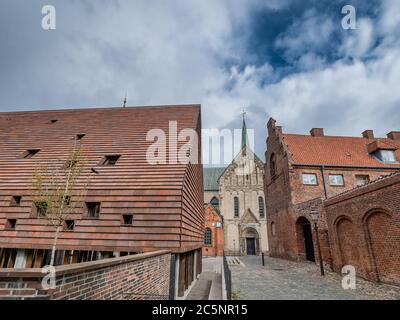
[86,202,100,218]
[5,219,17,229]
[10,196,22,206]
[20,149,40,159]
[99,155,121,166]
[356,175,370,186]
[64,220,75,231]
[302,173,317,185]
[329,175,344,186]
[35,201,48,217]
[122,214,133,225]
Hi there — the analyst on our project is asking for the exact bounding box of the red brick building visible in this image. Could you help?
[265,118,400,282]
[324,172,400,285]
[202,204,224,257]
[0,105,204,298]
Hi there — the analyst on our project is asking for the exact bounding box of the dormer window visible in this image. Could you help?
[373,150,397,163]
[367,141,397,163]
[99,155,121,166]
[20,149,40,159]
[76,134,86,140]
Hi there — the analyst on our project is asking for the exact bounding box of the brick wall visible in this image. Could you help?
[203,205,224,257]
[265,119,398,273]
[0,250,171,300]
[324,173,400,285]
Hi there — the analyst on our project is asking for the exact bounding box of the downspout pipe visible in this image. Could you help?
[320,165,328,200]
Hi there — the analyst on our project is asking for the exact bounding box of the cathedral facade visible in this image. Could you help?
[203,118,269,256]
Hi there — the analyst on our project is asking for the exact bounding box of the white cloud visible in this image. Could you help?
[1,0,399,164]
[340,18,375,58]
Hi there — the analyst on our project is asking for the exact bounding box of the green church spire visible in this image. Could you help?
[241,110,249,150]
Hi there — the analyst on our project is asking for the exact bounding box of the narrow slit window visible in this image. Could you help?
[258,197,265,218]
[50,119,58,124]
[204,228,212,245]
[234,197,239,217]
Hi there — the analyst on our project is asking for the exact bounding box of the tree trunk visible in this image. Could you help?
[50,225,61,266]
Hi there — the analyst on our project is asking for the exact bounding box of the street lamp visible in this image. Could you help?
[311,210,325,276]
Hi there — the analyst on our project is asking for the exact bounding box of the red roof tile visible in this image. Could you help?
[282,134,400,167]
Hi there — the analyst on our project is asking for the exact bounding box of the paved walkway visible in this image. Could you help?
[229,256,400,300]
[186,257,223,300]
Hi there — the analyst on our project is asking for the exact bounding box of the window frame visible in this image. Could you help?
[329,174,345,187]
[64,220,75,231]
[258,196,265,218]
[270,153,277,177]
[122,214,134,226]
[34,201,48,218]
[355,174,370,186]
[86,202,101,219]
[302,173,318,186]
[10,196,22,207]
[210,197,219,207]
[233,196,239,218]
[374,150,397,163]
[5,219,17,230]
[204,228,212,246]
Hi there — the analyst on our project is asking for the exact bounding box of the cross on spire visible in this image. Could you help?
[123,92,127,108]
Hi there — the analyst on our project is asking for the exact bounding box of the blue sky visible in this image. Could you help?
[0,0,399,165]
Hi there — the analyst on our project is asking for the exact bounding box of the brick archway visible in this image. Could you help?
[335,216,360,269]
[296,217,315,262]
[364,210,400,284]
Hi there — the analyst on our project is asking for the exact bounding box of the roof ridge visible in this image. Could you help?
[283,133,396,140]
[0,104,201,115]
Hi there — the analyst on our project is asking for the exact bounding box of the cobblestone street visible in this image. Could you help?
[230,256,400,300]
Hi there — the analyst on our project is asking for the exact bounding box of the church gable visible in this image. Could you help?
[219,147,264,182]
[240,208,259,224]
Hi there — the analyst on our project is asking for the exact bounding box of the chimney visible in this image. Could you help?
[362,130,374,139]
[310,128,324,137]
[387,131,400,141]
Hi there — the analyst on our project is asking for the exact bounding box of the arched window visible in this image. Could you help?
[234,197,239,217]
[258,196,265,218]
[210,196,219,207]
[204,228,212,245]
[270,153,276,177]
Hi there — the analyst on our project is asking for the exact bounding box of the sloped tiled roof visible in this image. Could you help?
[282,134,400,168]
[0,105,204,253]
[203,167,225,191]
